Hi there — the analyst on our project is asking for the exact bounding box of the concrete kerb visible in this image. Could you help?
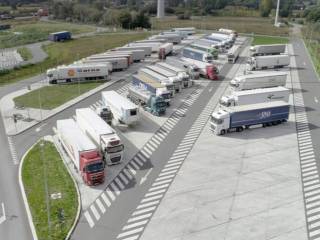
[3,78,124,136]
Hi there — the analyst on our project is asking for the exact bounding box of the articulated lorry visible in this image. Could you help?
[197,38,225,51]
[166,57,200,80]
[219,28,238,37]
[57,119,105,185]
[182,47,214,63]
[190,43,219,59]
[49,31,71,42]
[219,86,290,108]
[115,46,152,57]
[181,57,219,80]
[76,108,124,165]
[145,65,182,93]
[161,31,188,39]
[156,62,192,88]
[158,43,173,59]
[47,64,110,84]
[149,34,182,44]
[88,53,133,65]
[128,86,167,116]
[211,101,290,135]
[108,49,145,62]
[230,71,287,91]
[204,35,231,49]
[171,27,195,35]
[247,55,290,71]
[102,91,140,125]
[126,42,166,53]
[81,57,129,71]
[250,44,287,56]
[138,68,176,97]
[132,74,171,105]
[227,45,242,63]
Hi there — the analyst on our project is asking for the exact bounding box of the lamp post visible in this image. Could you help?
[274,0,280,27]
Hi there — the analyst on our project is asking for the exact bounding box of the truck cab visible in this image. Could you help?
[229,79,240,90]
[210,110,230,135]
[96,106,113,124]
[148,96,167,116]
[46,68,58,84]
[219,96,235,108]
[157,88,171,106]
[206,65,219,80]
[80,152,105,185]
[101,135,124,165]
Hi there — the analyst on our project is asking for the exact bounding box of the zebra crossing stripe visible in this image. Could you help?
[84,211,95,228]
[101,192,111,207]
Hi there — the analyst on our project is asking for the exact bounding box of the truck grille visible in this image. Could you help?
[111,156,121,163]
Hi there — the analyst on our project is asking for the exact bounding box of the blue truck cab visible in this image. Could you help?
[48,31,72,42]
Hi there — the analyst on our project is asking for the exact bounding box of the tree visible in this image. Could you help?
[118,10,132,29]
[259,0,272,17]
[132,11,151,29]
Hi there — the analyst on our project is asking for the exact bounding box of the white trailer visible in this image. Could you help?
[172,27,195,35]
[146,65,182,92]
[159,43,173,58]
[126,42,163,52]
[88,53,133,65]
[156,62,192,88]
[107,50,145,62]
[219,86,290,108]
[102,91,140,125]
[230,71,287,91]
[161,31,188,39]
[227,45,242,63]
[247,55,290,70]
[115,46,152,56]
[181,57,219,80]
[57,119,105,185]
[219,28,238,37]
[149,34,182,44]
[76,108,124,165]
[250,44,287,56]
[138,68,176,97]
[73,60,113,72]
[81,57,129,71]
[47,64,110,84]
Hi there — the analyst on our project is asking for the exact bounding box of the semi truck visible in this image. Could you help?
[57,119,105,185]
[48,31,71,42]
[182,47,214,63]
[166,57,200,80]
[76,108,124,165]
[230,71,287,91]
[198,38,226,52]
[211,32,234,44]
[47,64,110,84]
[145,65,182,93]
[227,45,242,63]
[81,57,129,71]
[219,28,238,37]
[102,91,140,125]
[149,34,182,44]
[95,105,113,125]
[219,86,290,108]
[132,74,171,105]
[158,43,173,59]
[171,27,195,35]
[115,46,152,57]
[161,31,188,39]
[250,44,287,56]
[88,53,133,65]
[138,68,176,97]
[156,62,192,88]
[181,57,219,80]
[108,49,145,62]
[247,55,290,71]
[73,60,113,73]
[128,86,167,116]
[126,42,164,52]
[211,101,290,135]
[204,35,230,49]
[190,43,219,59]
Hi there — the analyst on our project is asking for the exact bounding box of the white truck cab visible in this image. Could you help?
[210,110,230,135]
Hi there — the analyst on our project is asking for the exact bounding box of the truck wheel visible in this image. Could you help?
[245,125,250,129]
[272,121,278,125]
[236,127,243,132]
[220,129,226,135]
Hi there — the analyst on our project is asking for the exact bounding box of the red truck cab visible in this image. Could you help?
[206,65,219,80]
[80,151,105,186]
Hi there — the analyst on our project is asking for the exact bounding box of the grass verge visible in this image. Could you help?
[252,35,289,45]
[22,140,78,240]
[305,41,320,75]
[14,82,102,110]
[17,47,33,61]
[0,32,149,86]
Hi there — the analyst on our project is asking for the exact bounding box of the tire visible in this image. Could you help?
[220,129,226,135]
[245,125,250,129]
[272,121,278,126]
[236,127,243,132]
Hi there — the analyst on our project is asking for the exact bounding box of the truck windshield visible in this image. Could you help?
[211,116,223,124]
[205,55,213,62]
[156,101,167,108]
[86,162,104,173]
[219,99,229,107]
[107,144,124,154]
[230,82,239,88]
[162,93,171,99]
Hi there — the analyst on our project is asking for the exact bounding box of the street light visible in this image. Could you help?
[274,0,280,27]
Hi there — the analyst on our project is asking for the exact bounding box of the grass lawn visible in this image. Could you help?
[0,18,96,48]
[306,41,320,75]
[152,16,290,36]
[0,32,149,86]
[252,35,289,45]
[14,82,102,110]
[22,140,78,240]
[17,47,33,61]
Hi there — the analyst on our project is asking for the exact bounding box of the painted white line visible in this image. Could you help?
[141,194,164,203]
[119,172,129,185]
[132,206,156,216]
[170,154,187,160]
[145,143,156,152]
[315,97,319,103]
[140,168,153,185]
[306,194,320,203]
[302,166,317,173]
[161,165,180,173]
[128,213,153,223]
[141,147,152,157]
[90,205,100,221]
[307,207,320,215]
[122,220,148,230]
[137,200,160,210]
[84,211,95,228]
[133,157,144,167]
[106,189,116,201]
[307,201,320,210]
[101,192,111,207]
[110,182,121,195]
[145,189,166,197]
[137,153,148,163]
[159,169,178,177]
[127,167,137,176]
[148,140,158,150]
[96,199,106,214]
[167,158,184,164]
[0,203,6,225]
[153,134,163,142]
[304,183,320,192]
[301,162,316,168]
[149,184,169,192]
[124,169,134,180]
[172,151,188,157]
[117,227,144,239]
[130,161,140,170]
[304,175,319,182]
[153,178,173,187]
[305,189,320,197]
[303,171,318,177]
[115,178,125,190]
[165,162,182,168]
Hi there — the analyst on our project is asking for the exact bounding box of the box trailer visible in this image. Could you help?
[230,71,287,91]
[211,32,234,44]
[110,49,146,61]
[247,55,290,71]
[250,44,287,56]
[128,86,167,116]
[47,64,110,84]
[115,46,152,57]
[100,51,141,63]
[227,45,242,63]
[204,35,231,49]
[181,57,219,80]
[182,47,214,63]
[132,74,171,105]
[102,91,140,125]
[48,31,71,42]
[81,57,129,71]
[219,86,290,108]
[88,53,133,65]
[149,34,182,44]
[73,60,113,73]
[126,42,163,52]
[172,27,196,35]
[57,119,105,185]
[190,43,218,59]
[158,43,173,59]
[161,31,188,39]
[76,108,124,165]
[166,57,200,80]
[211,101,290,135]
[138,68,176,97]
[145,65,182,93]
[156,62,192,88]
[219,28,238,37]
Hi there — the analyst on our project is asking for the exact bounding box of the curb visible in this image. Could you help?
[4,78,124,136]
[19,140,40,240]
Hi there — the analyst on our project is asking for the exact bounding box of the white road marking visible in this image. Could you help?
[84,211,95,228]
[145,189,166,197]
[128,213,153,223]
[132,206,156,216]
[101,192,111,207]
[122,220,148,230]
[35,123,48,132]
[7,137,18,165]
[117,227,144,239]
[106,189,116,201]
[141,194,164,203]
[96,199,106,214]
[140,169,153,185]
[119,172,129,185]
[90,205,100,220]
[0,203,6,225]
[137,200,160,210]
[315,97,319,103]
